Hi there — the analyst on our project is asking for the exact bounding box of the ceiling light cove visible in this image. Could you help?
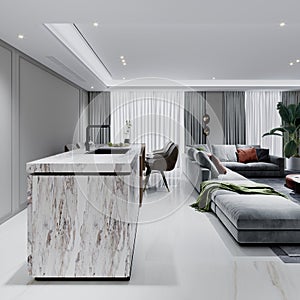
[45,23,112,85]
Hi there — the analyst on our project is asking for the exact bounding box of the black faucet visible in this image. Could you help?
[85,125,110,151]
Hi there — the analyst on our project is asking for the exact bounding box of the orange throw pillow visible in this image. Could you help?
[237,147,258,163]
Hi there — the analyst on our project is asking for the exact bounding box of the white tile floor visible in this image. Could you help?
[1,174,300,300]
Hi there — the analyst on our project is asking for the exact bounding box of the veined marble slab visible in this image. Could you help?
[27,145,141,278]
[26,144,141,174]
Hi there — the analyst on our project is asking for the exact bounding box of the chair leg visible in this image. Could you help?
[160,171,170,192]
[143,166,151,192]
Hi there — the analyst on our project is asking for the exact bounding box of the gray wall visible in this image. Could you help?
[206,92,224,145]
[0,39,88,224]
[0,44,12,221]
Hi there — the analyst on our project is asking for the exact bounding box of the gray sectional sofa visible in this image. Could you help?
[183,144,300,244]
[190,144,285,178]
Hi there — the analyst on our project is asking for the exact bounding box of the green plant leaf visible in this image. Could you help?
[277,102,291,123]
[262,132,283,137]
[284,125,297,134]
[295,103,300,118]
[288,104,297,122]
[284,140,298,158]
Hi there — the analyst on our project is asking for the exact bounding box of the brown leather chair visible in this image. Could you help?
[144,143,179,192]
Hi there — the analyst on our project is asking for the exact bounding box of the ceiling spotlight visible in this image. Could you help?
[279,22,286,27]
[212,77,216,80]
[289,62,294,66]
[297,59,300,63]
[121,59,126,63]
[91,86,94,89]
[122,77,126,80]
[120,56,124,59]
[93,22,99,27]
[18,34,24,39]
[123,62,127,66]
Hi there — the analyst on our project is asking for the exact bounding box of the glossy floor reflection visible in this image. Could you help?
[1,174,300,300]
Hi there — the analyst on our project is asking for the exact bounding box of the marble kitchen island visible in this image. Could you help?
[27,145,144,279]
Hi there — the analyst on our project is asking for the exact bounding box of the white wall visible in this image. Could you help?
[0,39,88,223]
[206,92,224,145]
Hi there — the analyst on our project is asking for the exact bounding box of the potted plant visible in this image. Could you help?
[263,102,300,170]
[124,120,132,144]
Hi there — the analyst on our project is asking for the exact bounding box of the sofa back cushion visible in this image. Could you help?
[211,145,237,162]
[192,144,211,153]
[237,147,258,163]
[236,144,261,149]
[193,150,219,179]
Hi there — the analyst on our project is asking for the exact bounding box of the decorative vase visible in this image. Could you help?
[286,157,300,171]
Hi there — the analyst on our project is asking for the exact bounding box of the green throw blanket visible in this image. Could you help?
[191,181,289,212]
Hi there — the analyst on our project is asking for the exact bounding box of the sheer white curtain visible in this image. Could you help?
[111,89,184,154]
[245,91,282,156]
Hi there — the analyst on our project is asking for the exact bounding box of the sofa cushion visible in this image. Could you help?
[211,145,237,162]
[213,192,300,230]
[223,161,279,171]
[246,162,280,171]
[186,146,196,161]
[193,150,219,179]
[236,147,258,163]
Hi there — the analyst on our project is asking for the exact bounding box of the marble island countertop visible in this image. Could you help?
[27,144,142,174]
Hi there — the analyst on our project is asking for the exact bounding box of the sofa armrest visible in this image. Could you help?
[269,155,285,175]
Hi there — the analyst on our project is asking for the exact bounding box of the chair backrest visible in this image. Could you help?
[165,144,179,171]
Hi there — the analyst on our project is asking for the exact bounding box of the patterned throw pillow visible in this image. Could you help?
[210,154,227,174]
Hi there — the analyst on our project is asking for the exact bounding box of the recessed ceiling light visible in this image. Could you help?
[122,77,126,80]
[212,77,216,80]
[297,59,300,63]
[18,34,24,39]
[91,86,94,89]
[279,22,286,27]
[121,59,126,63]
[123,62,127,66]
[289,62,294,66]
[93,22,99,27]
[120,56,124,59]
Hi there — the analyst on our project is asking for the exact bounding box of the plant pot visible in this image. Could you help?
[286,157,300,171]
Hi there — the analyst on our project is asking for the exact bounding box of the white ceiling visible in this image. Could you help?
[1,0,300,90]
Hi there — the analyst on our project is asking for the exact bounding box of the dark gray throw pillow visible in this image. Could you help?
[193,150,219,179]
[256,148,270,162]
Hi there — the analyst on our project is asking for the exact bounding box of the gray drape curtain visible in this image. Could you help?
[88,91,111,143]
[282,91,300,106]
[184,91,206,145]
[223,91,246,144]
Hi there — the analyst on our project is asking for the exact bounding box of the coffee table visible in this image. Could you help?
[286,174,300,193]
